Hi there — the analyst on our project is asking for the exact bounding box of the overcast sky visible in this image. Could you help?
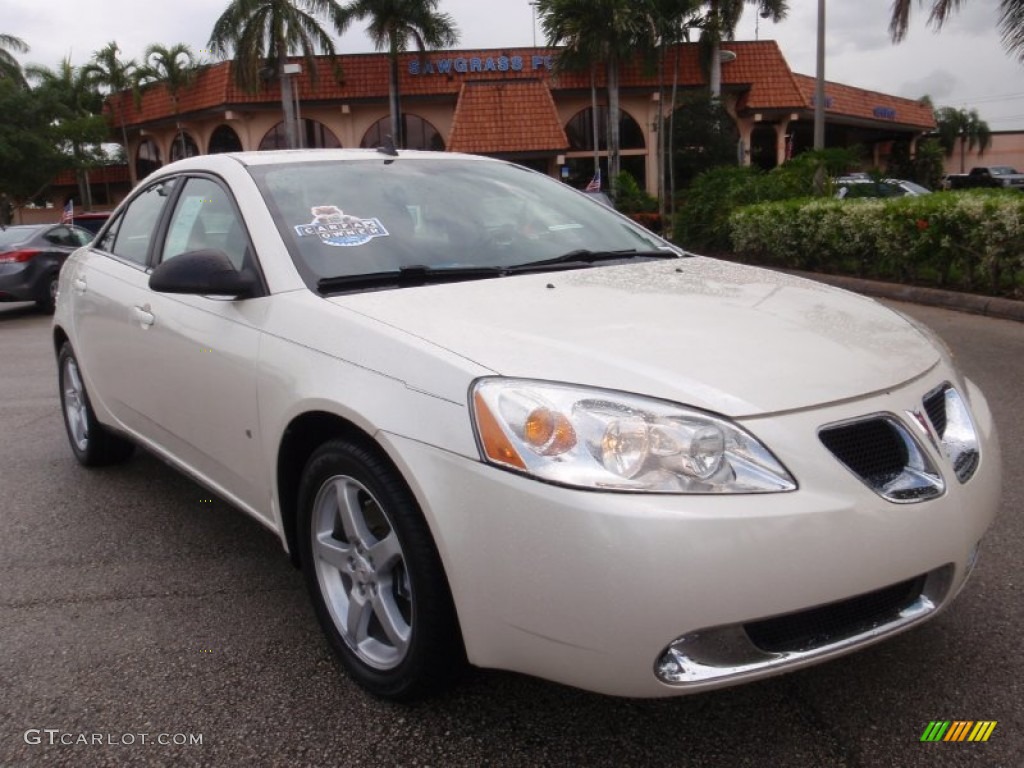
[6,0,1023,129]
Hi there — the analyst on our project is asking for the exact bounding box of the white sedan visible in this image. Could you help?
[53,150,1000,700]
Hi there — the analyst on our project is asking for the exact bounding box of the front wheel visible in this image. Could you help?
[297,439,463,700]
[58,343,134,466]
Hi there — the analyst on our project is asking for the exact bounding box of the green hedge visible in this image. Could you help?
[728,191,1024,296]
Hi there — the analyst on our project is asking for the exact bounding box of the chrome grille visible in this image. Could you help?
[923,387,947,438]
[921,384,981,484]
[819,416,944,503]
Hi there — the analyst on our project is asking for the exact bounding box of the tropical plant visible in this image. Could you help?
[0,78,69,225]
[934,106,992,173]
[24,57,108,209]
[82,42,139,182]
[137,43,199,159]
[537,0,650,197]
[696,1,787,98]
[890,0,1024,62]
[209,0,350,150]
[345,0,459,149]
[0,33,29,87]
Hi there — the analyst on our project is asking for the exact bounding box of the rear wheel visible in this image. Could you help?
[36,272,59,313]
[297,439,463,700]
[58,343,134,466]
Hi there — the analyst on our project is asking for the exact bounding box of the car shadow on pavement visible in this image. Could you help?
[0,303,45,322]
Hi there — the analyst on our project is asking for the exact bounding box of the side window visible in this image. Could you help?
[44,226,74,246]
[70,227,94,247]
[161,177,251,271]
[105,178,178,265]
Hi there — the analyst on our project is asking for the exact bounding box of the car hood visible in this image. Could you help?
[330,258,939,417]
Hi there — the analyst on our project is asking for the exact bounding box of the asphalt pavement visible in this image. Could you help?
[0,297,1021,768]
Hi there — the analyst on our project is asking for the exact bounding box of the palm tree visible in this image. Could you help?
[139,43,198,159]
[209,0,350,150]
[0,33,29,87]
[25,57,107,208]
[538,0,649,197]
[345,0,459,149]
[698,1,787,98]
[935,106,992,173]
[83,42,139,183]
[647,0,702,226]
[890,1,1024,62]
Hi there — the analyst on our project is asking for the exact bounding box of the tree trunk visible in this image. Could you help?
[607,57,621,197]
[389,36,402,148]
[590,65,599,178]
[657,43,666,224]
[118,96,135,187]
[709,38,722,100]
[279,57,298,150]
[669,39,680,233]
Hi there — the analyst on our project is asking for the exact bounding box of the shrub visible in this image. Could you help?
[728,190,1024,297]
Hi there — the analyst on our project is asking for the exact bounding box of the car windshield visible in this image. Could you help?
[898,180,931,195]
[0,226,40,247]
[247,157,674,288]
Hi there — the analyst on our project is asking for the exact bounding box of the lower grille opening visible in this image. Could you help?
[744,576,927,653]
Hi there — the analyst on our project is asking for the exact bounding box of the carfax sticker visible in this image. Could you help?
[294,206,390,247]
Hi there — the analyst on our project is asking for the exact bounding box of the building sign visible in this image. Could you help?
[873,106,897,120]
[409,54,555,76]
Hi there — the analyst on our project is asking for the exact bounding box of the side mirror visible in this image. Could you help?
[149,249,257,298]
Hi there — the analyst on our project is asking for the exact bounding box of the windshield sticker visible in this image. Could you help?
[294,206,389,247]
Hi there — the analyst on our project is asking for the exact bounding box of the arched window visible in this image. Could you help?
[360,114,445,151]
[169,132,200,162]
[136,139,162,180]
[259,119,341,150]
[208,124,243,154]
[565,107,645,152]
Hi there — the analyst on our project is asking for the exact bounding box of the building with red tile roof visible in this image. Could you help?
[99,41,934,196]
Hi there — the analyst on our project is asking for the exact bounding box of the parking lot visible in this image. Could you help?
[0,298,1021,768]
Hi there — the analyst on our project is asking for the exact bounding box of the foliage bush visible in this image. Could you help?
[675,148,863,251]
[729,190,1024,297]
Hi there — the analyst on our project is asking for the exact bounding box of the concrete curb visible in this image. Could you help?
[788,271,1024,323]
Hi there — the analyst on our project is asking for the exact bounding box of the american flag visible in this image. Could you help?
[585,170,601,192]
[61,199,74,225]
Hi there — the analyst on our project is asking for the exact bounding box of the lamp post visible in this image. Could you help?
[813,0,826,150]
[529,2,539,47]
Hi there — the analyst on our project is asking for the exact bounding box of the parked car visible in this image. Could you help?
[835,177,932,199]
[945,166,1024,191]
[71,211,112,235]
[0,223,93,312]
[54,150,1000,700]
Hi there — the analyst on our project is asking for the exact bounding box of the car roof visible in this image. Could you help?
[154,148,499,175]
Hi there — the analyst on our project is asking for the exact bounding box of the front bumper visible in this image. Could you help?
[380,372,1001,698]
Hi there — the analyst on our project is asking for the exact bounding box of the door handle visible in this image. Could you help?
[73,277,87,294]
[133,305,155,328]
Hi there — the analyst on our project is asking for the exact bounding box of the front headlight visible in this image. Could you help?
[470,379,796,493]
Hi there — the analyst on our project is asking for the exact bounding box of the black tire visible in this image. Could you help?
[36,272,59,313]
[297,439,464,700]
[58,343,135,467]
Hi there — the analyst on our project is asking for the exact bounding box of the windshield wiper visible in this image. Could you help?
[317,264,504,294]
[509,248,678,272]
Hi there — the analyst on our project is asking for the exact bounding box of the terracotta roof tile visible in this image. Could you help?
[448,80,568,154]
[791,73,936,129]
[52,165,130,186]
[113,43,934,134]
